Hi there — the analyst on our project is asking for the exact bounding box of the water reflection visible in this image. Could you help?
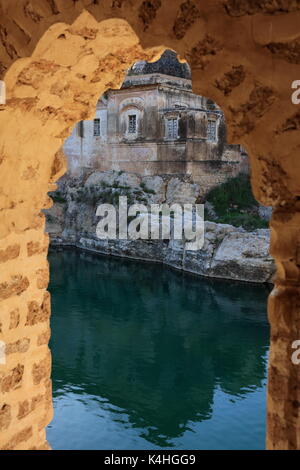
[47,248,270,450]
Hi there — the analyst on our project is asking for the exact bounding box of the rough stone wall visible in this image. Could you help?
[0,0,299,450]
[64,106,109,176]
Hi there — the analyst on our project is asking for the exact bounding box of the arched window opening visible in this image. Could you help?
[45,48,273,452]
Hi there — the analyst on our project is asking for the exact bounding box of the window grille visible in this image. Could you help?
[167,118,178,139]
[207,120,217,141]
[128,115,137,133]
[93,118,101,137]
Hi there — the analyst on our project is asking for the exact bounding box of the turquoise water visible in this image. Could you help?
[46,248,270,450]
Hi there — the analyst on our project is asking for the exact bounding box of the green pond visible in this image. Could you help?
[46,248,270,450]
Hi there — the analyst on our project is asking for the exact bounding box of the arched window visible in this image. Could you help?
[207,119,217,142]
[119,98,144,139]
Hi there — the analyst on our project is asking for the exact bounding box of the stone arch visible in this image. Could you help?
[0,1,300,450]
[119,97,145,137]
[119,97,145,113]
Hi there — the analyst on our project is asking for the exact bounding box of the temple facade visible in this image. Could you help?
[64,51,248,190]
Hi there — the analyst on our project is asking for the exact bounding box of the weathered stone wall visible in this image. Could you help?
[63,76,244,188]
[64,99,109,176]
[0,0,300,450]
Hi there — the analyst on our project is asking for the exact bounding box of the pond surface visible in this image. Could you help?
[46,248,270,450]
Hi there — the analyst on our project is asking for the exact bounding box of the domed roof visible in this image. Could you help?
[127,50,191,80]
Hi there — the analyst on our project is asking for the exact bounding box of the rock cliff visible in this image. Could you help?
[46,170,275,283]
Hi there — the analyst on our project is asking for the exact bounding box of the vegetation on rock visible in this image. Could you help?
[205,174,269,230]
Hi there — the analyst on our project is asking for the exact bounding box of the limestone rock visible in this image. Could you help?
[116,172,141,189]
[166,178,201,204]
[141,175,166,203]
[164,240,184,270]
[46,191,275,283]
[46,171,275,284]
[84,170,141,190]
[45,202,65,237]
[210,229,274,283]
[258,205,272,221]
[85,170,120,188]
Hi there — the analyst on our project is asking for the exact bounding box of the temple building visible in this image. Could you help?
[64,50,248,190]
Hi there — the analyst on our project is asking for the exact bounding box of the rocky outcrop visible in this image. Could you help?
[45,170,275,283]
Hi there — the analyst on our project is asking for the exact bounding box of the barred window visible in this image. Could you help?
[78,121,84,138]
[93,118,101,137]
[207,119,217,142]
[167,118,178,139]
[128,115,137,133]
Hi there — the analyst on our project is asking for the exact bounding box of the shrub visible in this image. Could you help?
[140,181,156,194]
[206,174,258,216]
[206,174,268,230]
[49,191,66,203]
[46,214,55,223]
[216,211,268,230]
